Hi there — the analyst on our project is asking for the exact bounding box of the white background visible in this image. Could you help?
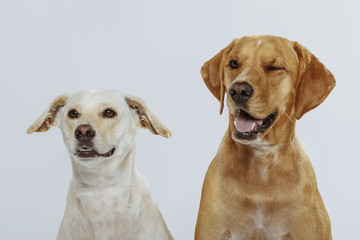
[1,0,359,239]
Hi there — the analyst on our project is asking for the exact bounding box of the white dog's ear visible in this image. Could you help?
[125,96,171,138]
[27,94,69,134]
[293,43,336,120]
[201,39,236,115]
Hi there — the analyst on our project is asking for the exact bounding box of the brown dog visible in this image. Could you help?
[195,36,335,240]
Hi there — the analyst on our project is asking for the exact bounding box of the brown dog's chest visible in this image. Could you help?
[196,137,331,239]
[216,196,295,240]
[208,148,303,239]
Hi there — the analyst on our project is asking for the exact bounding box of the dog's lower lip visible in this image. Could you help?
[75,147,116,158]
[98,147,116,157]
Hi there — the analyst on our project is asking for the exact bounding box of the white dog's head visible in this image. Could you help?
[27,90,171,167]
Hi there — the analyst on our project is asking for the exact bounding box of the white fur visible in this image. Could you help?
[234,68,249,82]
[29,90,173,240]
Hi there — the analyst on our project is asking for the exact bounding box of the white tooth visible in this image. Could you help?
[251,122,256,131]
[234,120,236,127]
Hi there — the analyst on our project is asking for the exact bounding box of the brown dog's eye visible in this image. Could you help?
[103,109,117,118]
[229,60,239,69]
[267,66,286,72]
[68,110,79,119]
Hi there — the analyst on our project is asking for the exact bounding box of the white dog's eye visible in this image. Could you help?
[103,109,117,118]
[68,109,79,119]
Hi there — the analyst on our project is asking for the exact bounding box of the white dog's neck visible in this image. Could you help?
[71,144,136,189]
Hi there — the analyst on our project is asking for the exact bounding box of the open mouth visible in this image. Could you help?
[74,147,116,158]
[233,109,277,140]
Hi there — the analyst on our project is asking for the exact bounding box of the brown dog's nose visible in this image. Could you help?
[229,82,254,104]
[75,125,96,141]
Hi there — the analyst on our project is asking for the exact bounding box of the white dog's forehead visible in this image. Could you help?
[66,90,127,111]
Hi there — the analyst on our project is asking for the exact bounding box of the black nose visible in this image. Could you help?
[75,125,96,142]
[229,82,254,104]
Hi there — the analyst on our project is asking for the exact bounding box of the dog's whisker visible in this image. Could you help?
[284,112,295,124]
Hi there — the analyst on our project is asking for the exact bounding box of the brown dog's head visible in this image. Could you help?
[201,35,335,144]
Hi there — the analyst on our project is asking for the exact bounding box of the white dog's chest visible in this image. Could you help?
[78,188,134,239]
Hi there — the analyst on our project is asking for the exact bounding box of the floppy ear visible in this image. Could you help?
[27,94,69,134]
[294,43,336,120]
[125,96,171,138]
[201,40,235,114]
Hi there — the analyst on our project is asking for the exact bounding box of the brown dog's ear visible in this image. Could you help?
[293,43,336,120]
[27,94,69,134]
[125,96,171,138]
[201,40,235,114]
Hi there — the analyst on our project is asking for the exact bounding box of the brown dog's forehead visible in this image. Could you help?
[230,36,298,63]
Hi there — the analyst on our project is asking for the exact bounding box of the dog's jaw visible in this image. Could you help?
[70,141,136,187]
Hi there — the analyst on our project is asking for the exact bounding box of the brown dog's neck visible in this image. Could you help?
[221,113,301,189]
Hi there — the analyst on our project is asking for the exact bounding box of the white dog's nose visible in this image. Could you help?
[75,125,96,142]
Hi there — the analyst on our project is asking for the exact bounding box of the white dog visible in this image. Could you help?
[27,90,173,240]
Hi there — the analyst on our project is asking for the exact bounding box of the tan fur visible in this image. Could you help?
[196,36,335,240]
[125,95,171,138]
[27,94,69,133]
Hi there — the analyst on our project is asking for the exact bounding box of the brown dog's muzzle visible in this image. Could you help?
[229,83,278,141]
[227,79,278,141]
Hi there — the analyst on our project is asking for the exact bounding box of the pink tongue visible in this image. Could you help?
[235,114,263,133]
